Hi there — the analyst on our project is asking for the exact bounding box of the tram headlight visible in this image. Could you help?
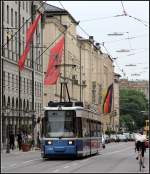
[68,140,73,145]
[47,140,52,145]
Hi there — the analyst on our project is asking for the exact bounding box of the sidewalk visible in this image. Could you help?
[1,147,41,156]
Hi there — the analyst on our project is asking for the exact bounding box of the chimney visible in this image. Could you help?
[95,43,100,49]
[89,36,94,43]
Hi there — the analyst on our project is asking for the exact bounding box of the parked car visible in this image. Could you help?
[130,133,136,141]
[123,133,130,141]
[117,134,127,142]
[103,134,110,144]
[110,134,117,142]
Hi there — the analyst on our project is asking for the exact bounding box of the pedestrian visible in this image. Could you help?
[17,130,22,150]
[135,130,146,168]
[37,132,40,148]
[9,131,15,150]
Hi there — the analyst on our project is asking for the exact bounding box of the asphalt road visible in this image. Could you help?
[1,142,149,173]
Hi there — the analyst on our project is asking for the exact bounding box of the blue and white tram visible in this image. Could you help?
[41,101,102,159]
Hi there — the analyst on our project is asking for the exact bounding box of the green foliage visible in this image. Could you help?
[105,129,116,135]
[120,89,148,131]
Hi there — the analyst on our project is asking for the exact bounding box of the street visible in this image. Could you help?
[1,142,149,173]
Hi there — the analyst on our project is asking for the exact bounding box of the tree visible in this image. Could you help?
[120,89,148,132]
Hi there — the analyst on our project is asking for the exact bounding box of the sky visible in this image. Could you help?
[47,1,149,81]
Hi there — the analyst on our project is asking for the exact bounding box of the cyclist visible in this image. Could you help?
[135,131,146,168]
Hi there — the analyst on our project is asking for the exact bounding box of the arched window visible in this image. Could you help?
[7,96,10,108]
[2,95,6,108]
[12,97,14,109]
[26,100,29,111]
[23,99,26,111]
[19,99,22,111]
[16,98,18,110]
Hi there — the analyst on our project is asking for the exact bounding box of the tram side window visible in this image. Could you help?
[94,121,97,137]
[41,117,47,137]
[97,122,101,137]
[82,118,90,137]
[76,117,82,137]
[91,121,97,137]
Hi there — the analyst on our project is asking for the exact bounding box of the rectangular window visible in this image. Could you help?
[7,5,9,24]
[23,1,24,9]
[16,75,18,91]
[8,73,10,89]
[3,71,5,90]
[12,74,14,90]
[7,34,10,58]
[27,79,29,93]
[22,17,25,34]
[15,11,17,28]
[46,110,75,138]
[15,36,17,56]
[24,78,25,93]
[26,1,28,12]
[30,80,32,95]
[11,8,13,27]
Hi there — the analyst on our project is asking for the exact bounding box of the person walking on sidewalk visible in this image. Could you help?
[9,131,15,150]
[17,130,22,150]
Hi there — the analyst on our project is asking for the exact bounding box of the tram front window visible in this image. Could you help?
[45,110,75,138]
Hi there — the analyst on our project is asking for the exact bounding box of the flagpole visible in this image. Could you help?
[63,32,66,102]
[31,1,35,147]
[79,43,82,102]
[18,1,21,132]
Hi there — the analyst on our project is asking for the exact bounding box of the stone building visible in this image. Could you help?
[119,79,149,100]
[43,3,118,133]
[0,1,44,147]
[43,3,80,105]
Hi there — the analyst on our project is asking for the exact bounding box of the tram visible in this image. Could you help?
[41,101,102,159]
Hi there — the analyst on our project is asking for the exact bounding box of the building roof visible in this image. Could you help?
[43,2,66,12]
[43,2,79,24]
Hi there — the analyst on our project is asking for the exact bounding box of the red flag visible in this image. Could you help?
[18,14,41,71]
[103,84,113,113]
[44,36,64,85]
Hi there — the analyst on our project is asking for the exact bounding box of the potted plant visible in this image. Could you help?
[21,134,33,152]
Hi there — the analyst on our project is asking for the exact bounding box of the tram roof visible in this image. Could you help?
[43,106,100,115]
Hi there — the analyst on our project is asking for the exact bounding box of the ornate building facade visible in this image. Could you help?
[43,3,119,133]
[0,1,44,147]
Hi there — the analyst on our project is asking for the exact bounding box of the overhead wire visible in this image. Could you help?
[58,1,128,78]
[120,1,149,27]
[79,14,125,22]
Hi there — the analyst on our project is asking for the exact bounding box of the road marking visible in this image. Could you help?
[64,165,70,168]
[103,146,132,156]
[3,158,41,171]
[10,164,17,167]
[53,169,60,173]
[23,159,37,164]
[72,163,78,166]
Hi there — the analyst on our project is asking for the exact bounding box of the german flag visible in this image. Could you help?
[103,83,113,113]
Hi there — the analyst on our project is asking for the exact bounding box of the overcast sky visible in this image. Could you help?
[47,1,149,81]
